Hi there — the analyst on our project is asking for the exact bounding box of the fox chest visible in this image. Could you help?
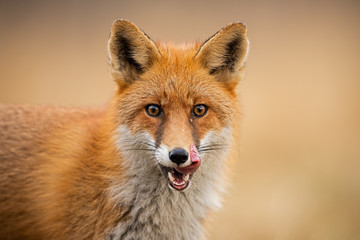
[106,186,206,240]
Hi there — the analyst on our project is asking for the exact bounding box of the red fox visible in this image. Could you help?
[0,20,249,239]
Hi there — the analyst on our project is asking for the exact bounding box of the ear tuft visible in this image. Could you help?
[108,19,160,86]
[195,22,249,87]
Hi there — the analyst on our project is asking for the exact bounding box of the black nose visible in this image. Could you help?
[169,148,188,165]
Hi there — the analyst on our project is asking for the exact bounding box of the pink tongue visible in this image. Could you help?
[175,144,201,175]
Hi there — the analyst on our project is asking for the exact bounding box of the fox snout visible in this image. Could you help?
[156,144,192,169]
[157,144,202,191]
[169,148,189,165]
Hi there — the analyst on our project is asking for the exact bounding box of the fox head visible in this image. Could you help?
[108,20,248,192]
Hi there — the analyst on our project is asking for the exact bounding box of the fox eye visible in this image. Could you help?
[193,104,208,118]
[145,104,161,117]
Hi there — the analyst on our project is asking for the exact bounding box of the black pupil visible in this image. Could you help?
[148,105,159,115]
[195,105,205,115]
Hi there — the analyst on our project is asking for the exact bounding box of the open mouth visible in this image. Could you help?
[159,165,192,191]
[159,144,202,191]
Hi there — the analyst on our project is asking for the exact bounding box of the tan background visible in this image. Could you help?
[1,0,360,239]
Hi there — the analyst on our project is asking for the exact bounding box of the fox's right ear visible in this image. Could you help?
[108,19,161,88]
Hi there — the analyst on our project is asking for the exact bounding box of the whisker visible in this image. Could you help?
[122,140,157,149]
[198,147,225,151]
[198,147,227,153]
[198,144,230,151]
[124,148,156,152]
[198,142,232,154]
[198,143,229,148]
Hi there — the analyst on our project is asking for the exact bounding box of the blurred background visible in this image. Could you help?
[1,0,360,239]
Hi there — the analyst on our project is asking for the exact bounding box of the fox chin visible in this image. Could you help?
[0,19,249,240]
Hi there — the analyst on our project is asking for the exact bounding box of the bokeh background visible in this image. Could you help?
[1,0,360,239]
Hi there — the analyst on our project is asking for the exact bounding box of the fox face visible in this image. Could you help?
[108,20,248,192]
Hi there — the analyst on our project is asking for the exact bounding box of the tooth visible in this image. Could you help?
[168,171,175,183]
[174,181,185,186]
[184,174,189,181]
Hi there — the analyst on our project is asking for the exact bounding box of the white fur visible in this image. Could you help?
[107,125,232,240]
[156,144,192,168]
[155,144,175,168]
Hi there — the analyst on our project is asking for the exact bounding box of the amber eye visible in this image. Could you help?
[145,104,161,117]
[193,104,208,118]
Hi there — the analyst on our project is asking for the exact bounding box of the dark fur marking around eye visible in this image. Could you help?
[116,35,144,74]
[189,118,200,147]
[155,116,166,147]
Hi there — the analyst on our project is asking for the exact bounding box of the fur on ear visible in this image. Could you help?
[108,19,161,87]
[195,22,249,88]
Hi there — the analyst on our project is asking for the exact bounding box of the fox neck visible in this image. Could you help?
[107,125,230,240]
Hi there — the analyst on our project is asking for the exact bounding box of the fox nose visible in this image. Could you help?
[169,148,188,165]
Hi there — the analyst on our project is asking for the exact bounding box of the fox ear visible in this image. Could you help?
[195,22,249,88]
[108,19,161,87]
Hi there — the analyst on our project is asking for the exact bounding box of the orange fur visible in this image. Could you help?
[0,20,248,239]
[0,105,125,239]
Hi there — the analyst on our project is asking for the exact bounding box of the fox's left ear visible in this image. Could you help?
[195,22,249,88]
[108,19,161,88]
